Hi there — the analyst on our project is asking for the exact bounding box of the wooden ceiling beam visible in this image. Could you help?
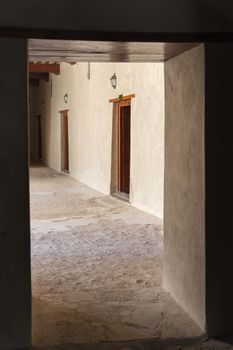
[29,63,60,75]
[28,40,198,54]
[28,39,199,63]
[28,54,171,63]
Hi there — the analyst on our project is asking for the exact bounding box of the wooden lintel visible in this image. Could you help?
[29,63,60,75]
[109,94,135,103]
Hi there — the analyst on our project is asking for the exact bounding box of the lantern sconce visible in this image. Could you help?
[64,93,68,104]
[110,73,117,89]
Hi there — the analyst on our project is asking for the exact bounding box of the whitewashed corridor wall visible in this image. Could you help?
[30,62,165,218]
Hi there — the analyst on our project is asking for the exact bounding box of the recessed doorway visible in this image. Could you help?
[118,100,131,197]
[60,109,69,173]
[28,39,205,349]
[111,95,134,202]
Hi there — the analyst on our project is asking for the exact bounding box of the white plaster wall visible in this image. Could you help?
[164,45,205,330]
[35,62,164,218]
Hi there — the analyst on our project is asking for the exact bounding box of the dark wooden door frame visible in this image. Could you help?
[109,94,135,200]
[117,100,131,195]
[60,109,69,173]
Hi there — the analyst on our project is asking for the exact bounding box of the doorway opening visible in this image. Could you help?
[118,101,131,196]
[28,39,205,348]
[60,109,69,173]
[111,96,133,201]
[36,114,42,161]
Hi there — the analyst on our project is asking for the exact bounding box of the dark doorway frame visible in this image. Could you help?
[117,100,131,200]
[110,94,135,202]
[0,12,232,345]
[60,109,69,173]
[117,100,131,197]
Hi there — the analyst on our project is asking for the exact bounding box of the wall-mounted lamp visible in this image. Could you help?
[110,73,117,89]
[41,100,45,110]
[64,93,68,104]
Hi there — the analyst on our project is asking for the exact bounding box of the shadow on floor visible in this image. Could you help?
[32,289,204,348]
[32,296,208,349]
[31,334,208,350]
[213,334,233,347]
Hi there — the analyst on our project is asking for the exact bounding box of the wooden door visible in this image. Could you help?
[118,102,131,194]
[61,110,69,172]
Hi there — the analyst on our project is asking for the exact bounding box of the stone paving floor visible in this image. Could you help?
[31,338,233,350]
[30,166,203,349]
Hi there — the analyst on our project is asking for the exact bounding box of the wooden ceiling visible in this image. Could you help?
[28,39,199,63]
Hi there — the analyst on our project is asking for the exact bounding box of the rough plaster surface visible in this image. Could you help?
[31,62,164,218]
[30,166,202,348]
[164,45,205,330]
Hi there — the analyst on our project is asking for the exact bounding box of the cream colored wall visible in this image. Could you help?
[164,45,205,330]
[35,62,165,218]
